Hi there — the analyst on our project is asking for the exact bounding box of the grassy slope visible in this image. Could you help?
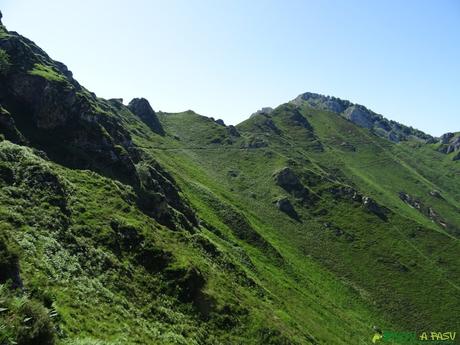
[1,91,459,344]
[1,101,459,344]
[150,104,460,336]
[132,113,395,344]
[1,140,325,345]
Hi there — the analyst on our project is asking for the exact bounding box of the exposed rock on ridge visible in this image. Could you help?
[292,92,432,143]
[128,97,165,135]
[437,132,460,160]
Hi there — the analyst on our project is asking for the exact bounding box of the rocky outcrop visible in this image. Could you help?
[275,197,299,220]
[291,92,432,143]
[362,196,387,220]
[243,113,281,135]
[291,92,349,113]
[429,190,443,199]
[398,192,456,232]
[128,97,164,135]
[273,167,310,202]
[285,108,313,130]
[227,125,240,137]
[250,107,274,117]
[343,105,374,129]
[329,186,388,220]
[437,132,460,159]
[323,222,355,242]
[137,161,198,230]
[269,104,323,151]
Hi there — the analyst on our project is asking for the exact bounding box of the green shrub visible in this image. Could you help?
[0,233,21,288]
[16,299,55,345]
[0,49,10,75]
[0,286,56,345]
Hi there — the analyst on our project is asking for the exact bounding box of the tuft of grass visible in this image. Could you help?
[28,63,67,83]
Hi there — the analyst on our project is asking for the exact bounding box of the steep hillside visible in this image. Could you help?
[158,103,460,332]
[1,11,459,345]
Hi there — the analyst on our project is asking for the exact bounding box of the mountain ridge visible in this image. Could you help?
[1,12,459,345]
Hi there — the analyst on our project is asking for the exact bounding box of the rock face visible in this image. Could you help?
[440,132,454,144]
[291,92,432,143]
[437,132,460,158]
[0,29,142,185]
[128,98,164,135]
[343,105,374,129]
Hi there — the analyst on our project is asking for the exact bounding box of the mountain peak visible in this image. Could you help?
[292,91,432,143]
[293,92,352,113]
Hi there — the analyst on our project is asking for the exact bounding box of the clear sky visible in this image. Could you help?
[1,0,459,135]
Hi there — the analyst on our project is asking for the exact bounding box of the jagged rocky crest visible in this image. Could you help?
[128,97,165,135]
[291,92,433,143]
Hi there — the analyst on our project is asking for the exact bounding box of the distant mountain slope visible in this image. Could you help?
[291,92,433,143]
[160,101,460,333]
[1,11,459,345]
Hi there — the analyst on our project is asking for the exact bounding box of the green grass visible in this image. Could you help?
[154,103,460,333]
[28,63,67,83]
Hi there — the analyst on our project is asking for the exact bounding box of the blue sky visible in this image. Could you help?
[2,0,459,135]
